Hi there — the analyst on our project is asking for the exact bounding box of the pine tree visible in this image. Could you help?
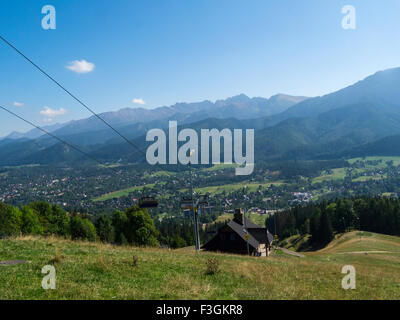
[319,210,334,245]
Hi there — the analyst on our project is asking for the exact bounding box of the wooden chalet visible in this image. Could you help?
[202,209,274,256]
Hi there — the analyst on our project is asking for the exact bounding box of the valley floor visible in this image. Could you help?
[0,232,399,300]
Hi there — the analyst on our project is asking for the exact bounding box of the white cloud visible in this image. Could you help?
[132,98,146,105]
[40,106,67,117]
[13,102,24,107]
[66,59,95,73]
[43,118,53,123]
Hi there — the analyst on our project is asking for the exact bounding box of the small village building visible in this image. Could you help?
[202,209,274,256]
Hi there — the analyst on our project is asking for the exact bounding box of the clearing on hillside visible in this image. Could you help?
[0,233,399,300]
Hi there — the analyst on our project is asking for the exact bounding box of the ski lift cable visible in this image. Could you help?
[0,34,148,160]
[0,104,159,208]
[0,104,121,175]
[0,34,170,205]
[0,36,216,210]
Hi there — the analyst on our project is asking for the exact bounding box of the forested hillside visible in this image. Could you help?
[269,197,400,247]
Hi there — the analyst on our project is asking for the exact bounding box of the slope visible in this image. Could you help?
[0,234,399,299]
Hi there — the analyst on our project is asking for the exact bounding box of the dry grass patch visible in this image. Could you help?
[160,273,214,299]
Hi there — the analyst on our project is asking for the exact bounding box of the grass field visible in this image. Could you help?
[215,213,267,227]
[312,156,400,185]
[143,171,175,178]
[98,164,123,168]
[1,231,399,299]
[278,234,312,252]
[312,168,347,184]
[93,184,155,202]
[202,164,239,172]
[180,181,283,195]
[347,156,400,166]
[352,175,386,182]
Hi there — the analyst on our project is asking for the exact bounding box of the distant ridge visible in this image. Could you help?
[265,66,400,125]
[2,67,400,165]
[1,93,307,140]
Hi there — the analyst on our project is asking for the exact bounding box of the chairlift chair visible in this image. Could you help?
[180,196,194,210]
[139,196,158,208]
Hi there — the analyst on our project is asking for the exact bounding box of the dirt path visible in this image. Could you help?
[337,251,391,254]
[276,247,305,258]
[0,260,28,266]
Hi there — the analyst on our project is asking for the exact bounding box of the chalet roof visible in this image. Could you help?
[227,220,259,249]
[248,228,274,244]
[241,217,260,229]
[227,218,273,249]
[201,215,274,252]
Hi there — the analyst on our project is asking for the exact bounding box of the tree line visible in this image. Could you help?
[266,196,400,246]
[0,200,219,249]
[0,201,159,247]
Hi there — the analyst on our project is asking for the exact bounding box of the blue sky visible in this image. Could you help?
[0,0,399,136]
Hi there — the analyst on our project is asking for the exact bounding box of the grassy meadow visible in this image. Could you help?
[0,231,399,300]
[312,156,400,185]
[93,184,155,202]
[180,181,283,196]
[214,212,267,227]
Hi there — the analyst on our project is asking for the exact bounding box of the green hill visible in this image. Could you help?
[316,231,400,254]
[1,232,399,300]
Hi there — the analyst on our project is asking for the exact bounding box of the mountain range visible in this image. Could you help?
[1,93,307,141]
[1,67,400,166]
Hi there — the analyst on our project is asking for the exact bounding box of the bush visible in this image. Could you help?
[120,233,129,245]
[112,210,128,244]
[70,216,97,241]
[95,214,114,242]
[0,203,22,237]
[132,254,139,267]
[170,235,187,249]
[49,249,63,265]
[205,258,220,275]
[21,206,43,235]
[113,206,159,246]
[28,202,69,236]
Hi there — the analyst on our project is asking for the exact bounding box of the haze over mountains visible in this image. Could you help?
[1,93,307,140]
[1,67,400,166]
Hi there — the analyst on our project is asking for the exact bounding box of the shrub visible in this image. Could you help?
[98,252,106,268]
[0,203,22,237]
[70,216,97,241]
[49,248,62,265]
[170,235,187,249]
[120,233,129,245]
[205,258,220,275]
[132,254,139,267]
[113,206,159,246]
[112,210,128,244]
[21,206,43,235]
[28,202,69,236]
[49,205,70,236]
[95,214,114,242]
